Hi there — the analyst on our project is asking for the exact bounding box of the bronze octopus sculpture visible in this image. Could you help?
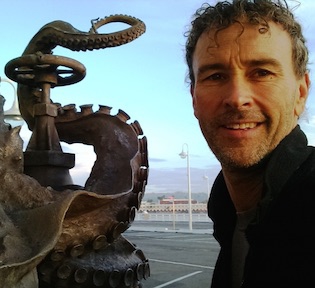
[1,14,149,288]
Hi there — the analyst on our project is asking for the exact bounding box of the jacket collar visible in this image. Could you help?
[258,125,311,221]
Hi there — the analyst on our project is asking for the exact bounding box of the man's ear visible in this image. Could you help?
[295,72,311,117]
[190,84,199,119]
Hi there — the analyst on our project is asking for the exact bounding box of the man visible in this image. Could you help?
[185,1,313,287]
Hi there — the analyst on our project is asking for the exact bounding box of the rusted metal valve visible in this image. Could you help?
[5,52,86,88]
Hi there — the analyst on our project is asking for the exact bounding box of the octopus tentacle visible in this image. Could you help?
[17,15,146,131]
[23,15,145,55]
[55,104,148,196]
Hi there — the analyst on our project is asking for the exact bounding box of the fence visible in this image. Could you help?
[135,212,211,223]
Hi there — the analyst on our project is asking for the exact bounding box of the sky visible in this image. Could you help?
[1,0,315,198]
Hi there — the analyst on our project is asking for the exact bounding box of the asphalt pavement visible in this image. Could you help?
[124,220,219,288]
[129,220,212,234]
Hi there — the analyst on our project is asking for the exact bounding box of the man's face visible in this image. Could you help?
[191,21,309,169]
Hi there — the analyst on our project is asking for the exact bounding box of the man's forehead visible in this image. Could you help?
[197,21,289,50]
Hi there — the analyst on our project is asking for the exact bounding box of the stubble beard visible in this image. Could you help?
[209,138,270,169]
[199,118,270,170]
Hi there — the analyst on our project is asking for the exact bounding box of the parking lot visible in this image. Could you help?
[124,221,220,287]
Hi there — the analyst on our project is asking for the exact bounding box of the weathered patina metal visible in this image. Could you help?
[2,14,149,288]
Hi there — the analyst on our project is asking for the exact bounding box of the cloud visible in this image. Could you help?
[149,158,167,163]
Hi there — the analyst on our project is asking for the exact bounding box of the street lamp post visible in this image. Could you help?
[203,175,210,198]
[179,143,193,231]
[172,197,176,230]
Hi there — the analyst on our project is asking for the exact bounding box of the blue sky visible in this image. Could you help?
[1,0,315,196]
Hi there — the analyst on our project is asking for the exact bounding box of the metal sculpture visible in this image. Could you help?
[1,14,149,288]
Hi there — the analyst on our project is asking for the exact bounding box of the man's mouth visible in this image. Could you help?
[225,123,258,130]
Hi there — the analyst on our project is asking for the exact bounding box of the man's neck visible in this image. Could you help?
[222,165,265,213]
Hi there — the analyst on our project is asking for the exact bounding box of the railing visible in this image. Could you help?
[135,212,211,223]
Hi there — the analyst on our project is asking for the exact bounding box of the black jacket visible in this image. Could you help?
[208,126,315,288]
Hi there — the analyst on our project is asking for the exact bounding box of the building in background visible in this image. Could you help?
[139,198,207,213]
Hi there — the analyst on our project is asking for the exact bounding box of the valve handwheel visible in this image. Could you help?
[5,52,86,87]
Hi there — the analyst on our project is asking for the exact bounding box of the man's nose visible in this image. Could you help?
[222,76,253,109]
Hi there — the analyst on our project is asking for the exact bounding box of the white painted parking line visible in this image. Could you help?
[152,271,203,288]
[150,258,214,270]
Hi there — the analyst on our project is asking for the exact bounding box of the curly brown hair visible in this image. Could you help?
[185,0,308,84]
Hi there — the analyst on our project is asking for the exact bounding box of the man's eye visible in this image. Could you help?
[255,69,272,77]
[206,73,225,81]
